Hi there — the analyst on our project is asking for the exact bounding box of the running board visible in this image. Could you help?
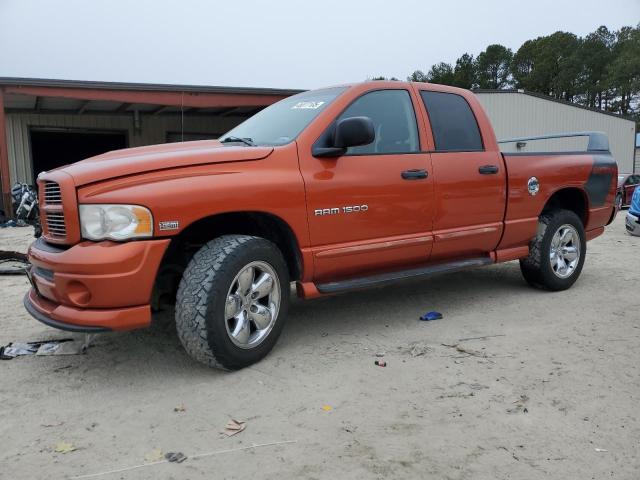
[316,257,493,294]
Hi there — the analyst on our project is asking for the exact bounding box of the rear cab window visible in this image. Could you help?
[419,91,483,152]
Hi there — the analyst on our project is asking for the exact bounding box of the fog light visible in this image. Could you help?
[66,281,91,306]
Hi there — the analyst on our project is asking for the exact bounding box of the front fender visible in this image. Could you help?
[77,145,311,250]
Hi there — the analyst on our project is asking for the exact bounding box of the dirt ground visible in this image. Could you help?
[0,215,638,480]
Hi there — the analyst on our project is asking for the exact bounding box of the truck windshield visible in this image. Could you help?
[219,87,346,146]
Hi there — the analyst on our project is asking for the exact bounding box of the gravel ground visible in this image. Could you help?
[0,215,638,479]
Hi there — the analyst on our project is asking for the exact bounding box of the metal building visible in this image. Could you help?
[0,77,301,213]
[475,90,637,174]
[1,78,636,214]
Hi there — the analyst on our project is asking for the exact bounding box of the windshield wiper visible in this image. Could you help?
[220,136,255,146]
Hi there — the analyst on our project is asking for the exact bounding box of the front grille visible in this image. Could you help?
[44,181,62,204]
[45,212,67,238]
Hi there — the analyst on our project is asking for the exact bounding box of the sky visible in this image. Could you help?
[0,0,638,90]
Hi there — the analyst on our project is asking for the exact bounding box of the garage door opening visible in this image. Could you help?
[30,129,127,177]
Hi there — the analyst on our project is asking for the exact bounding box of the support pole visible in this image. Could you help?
[0,89,12,217]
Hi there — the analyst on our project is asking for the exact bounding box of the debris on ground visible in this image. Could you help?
[70,440,296,479]
[321,405,333,412]
[222,419,246,436]
[165,452,187,463]
[458,334,506,342]
[173,404,186,412]
[375,351,386,357]
[54,441,77,454]
[0,335,95,359]
[41,421,64,428]
[454,382,489,390]
[0,219,27,228]
[441,343,488,359]
[420,311,443,321]
[374,360,387,367]
[594,448,608,453]
[0,250,29,275]
[437,392,475,399]
[507,395,529,414]
[407,343,432,357]
[144,449,164,463]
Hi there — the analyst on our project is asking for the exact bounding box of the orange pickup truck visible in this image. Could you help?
[25,81,618,369]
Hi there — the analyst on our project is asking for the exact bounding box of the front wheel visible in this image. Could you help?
[175,235,290,370]
[520,209,586,291]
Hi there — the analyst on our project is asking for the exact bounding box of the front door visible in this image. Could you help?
[298,88,434,282]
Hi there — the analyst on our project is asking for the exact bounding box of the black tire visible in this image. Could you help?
[615,193,623,210]
[175,235,289,370]
[519,209,586,291]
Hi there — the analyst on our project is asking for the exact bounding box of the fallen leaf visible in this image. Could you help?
[222,419,246,436]
[321,405,333,412]
[54,441,76,454]
[144,448,164,463]
[174,404,186,412]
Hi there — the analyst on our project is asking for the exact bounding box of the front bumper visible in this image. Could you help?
[24,237,170,331]
[626,211,640,236]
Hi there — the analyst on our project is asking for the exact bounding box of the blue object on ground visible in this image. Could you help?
[420,311,443,321]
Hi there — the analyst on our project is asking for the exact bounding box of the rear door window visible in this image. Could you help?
[420,91,483,152]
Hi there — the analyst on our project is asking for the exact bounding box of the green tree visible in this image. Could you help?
[576,26,615,108]
[407,70,429,82]
[510,38,540,90]
[426,62,455,85]
[607,25,640,116]
[452,53,476,89]
[475,44,512,89]
[510,32,581,100]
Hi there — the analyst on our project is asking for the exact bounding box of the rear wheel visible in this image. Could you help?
[520,209,586,291]
[175,235,289,370]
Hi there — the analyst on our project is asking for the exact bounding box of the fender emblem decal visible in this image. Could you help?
[315,205,369,216]
[159,221,180,231]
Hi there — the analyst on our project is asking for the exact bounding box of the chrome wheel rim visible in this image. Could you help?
[224,261,281,349]
[549,224,581,279]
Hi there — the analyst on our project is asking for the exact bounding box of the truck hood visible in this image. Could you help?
[55,140,274,186]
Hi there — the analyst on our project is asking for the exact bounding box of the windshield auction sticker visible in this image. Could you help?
[291,101,325,109]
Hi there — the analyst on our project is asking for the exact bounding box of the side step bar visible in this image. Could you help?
[316,257,493,294]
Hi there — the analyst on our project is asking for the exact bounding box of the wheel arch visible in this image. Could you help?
[151,211,303,313]
[541,187,589,226]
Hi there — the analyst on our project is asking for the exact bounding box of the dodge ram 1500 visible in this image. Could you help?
[25,81,618,369]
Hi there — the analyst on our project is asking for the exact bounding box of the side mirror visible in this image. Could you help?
[334,116,375,148]
[312,116,375,158]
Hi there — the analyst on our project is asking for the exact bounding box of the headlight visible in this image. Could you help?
[79,204,153,241]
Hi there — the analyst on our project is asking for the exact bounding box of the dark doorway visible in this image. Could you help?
[30,129,127,176]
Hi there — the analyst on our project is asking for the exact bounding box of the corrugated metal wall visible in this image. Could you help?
[5,112,245,184]
[475,92,637,173]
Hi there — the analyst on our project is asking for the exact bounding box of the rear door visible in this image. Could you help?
[415,88,506,260]
[298,87,434,281]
